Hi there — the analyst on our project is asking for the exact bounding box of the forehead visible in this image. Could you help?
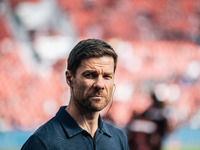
[78,56,115,72]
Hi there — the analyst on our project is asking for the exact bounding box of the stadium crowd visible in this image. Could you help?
[0,0,200,149]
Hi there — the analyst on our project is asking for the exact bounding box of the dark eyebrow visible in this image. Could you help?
[82,70,97,74]
[104,72,114,76]
[82,70,98,77]
[104,70,114,75]
[82,70,114,76]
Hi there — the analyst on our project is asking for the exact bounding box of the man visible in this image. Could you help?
[21,39,129,150]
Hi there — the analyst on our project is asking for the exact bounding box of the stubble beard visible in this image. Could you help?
[72,84,113,113]
[74,93,111,113]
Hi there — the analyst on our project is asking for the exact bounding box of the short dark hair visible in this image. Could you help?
[67,39,118,76]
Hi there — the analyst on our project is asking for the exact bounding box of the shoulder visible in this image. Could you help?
[104,121,128,140]
[34,117,61,138]
[22,117,63,149]
[21,134,46,150]
[103,121,129,150]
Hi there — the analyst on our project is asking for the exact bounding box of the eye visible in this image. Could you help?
[104,74,113,80]
[84,73,96,78]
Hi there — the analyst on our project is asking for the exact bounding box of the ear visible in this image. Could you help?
[65,70,73,86]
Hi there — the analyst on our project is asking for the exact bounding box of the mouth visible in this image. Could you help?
[89,96,104,101]
[90,95,103,98]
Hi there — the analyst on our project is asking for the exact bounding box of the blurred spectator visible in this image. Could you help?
[126,92,170,150]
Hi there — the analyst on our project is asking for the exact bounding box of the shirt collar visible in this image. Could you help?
[98,115,112,137]
[56,106,112,138]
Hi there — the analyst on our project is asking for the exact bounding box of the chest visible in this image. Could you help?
[46,132,124,150]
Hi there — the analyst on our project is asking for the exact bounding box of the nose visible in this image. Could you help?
[93,77,105,90]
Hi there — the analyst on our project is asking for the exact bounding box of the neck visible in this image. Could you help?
[66,103,99,138]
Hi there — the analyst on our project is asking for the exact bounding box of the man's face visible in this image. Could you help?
[71,56,115,112]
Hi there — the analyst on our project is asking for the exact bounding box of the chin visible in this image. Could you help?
[91,103,108,112]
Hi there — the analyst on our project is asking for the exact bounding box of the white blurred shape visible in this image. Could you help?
[15,1,53,30]
[116,41,142,72]
[155,83,180,102]
[129,119,157,134]
[43,99,58,116]
[34,35,73,60]
[186,60,200,80]
[114,83,134,101]
[155,83,169,101]
[168,84,181,102]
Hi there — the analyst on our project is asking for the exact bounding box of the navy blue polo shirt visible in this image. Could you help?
[21,106,129,150]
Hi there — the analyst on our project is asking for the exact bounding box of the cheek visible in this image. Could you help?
[76,80,93,94]
[106,83,114,95]
[109,86,114,96]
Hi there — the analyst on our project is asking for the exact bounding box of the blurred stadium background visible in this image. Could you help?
[0,0,200,149]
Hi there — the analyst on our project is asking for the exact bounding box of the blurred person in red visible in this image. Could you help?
[126,92,170,150]
[21,39,129,150]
